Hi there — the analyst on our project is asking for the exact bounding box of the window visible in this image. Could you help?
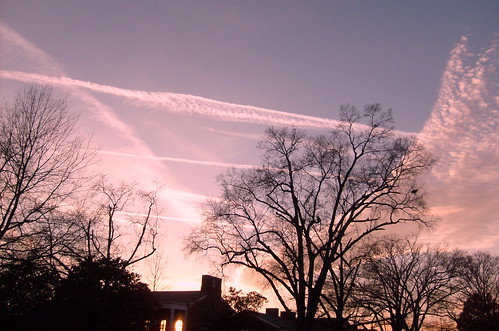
[159,320,167,331]
[174,319,183,331]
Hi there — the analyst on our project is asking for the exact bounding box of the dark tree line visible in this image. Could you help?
[0,257,156,330]
[316,236,498,331]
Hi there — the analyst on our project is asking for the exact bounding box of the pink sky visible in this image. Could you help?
[1,1,497,292]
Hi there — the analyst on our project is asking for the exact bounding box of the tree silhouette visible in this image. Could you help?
[457,293,499,331]
[223,287,267,313]
[73,176,160,267]
[52,257,156,331]
[0,258,60,329]
[187,105,435,330]
[0,84,92,265]
[355,236,460,331]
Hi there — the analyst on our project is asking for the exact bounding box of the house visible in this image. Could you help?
[230,308,367,331]
[230,309,297,331]
[149,275,231,331]
[148,275,366,331]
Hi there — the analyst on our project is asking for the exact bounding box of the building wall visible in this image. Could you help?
[186,275,228,331]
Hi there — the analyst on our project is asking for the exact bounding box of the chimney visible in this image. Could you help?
[200,275,222,298]
[265,308,279,317]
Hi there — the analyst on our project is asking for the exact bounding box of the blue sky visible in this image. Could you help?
[1,1,498,291]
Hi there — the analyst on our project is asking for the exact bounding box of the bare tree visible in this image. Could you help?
[454,251,499,309]
[145,249,168,291]
[320,243,365,330]
[186,105,435,330]
[76,176,160,267]
[355,236,460,331]
[0,85,92,260]
[453,251,499,330]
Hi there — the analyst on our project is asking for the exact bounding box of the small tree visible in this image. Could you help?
[223,287,267,313]
[454,251,499,309]
[355,236,460,331]
[75,176,161,267]
[454,251,499,331]
[145,249,168,291]
[187,105,435,330]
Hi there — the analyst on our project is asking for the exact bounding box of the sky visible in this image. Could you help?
[0,1,498,293]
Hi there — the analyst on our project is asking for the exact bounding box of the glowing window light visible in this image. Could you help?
[175,319,183,331]
[159,320,167,331]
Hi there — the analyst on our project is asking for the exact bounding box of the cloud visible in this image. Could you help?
[207,127,263,141]
[3,22,496,257]
[0,22,60,75]
[419,36,499,253]
[0,69,362,129]
[98,150,259,169]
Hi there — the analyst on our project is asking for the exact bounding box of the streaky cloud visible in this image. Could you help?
[0,23,156,163]
[0,22,60,75]
[99,150,259,169]
[0,70,375,130]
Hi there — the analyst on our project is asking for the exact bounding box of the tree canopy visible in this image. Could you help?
[223,287,268,313]
[187,104,435,330]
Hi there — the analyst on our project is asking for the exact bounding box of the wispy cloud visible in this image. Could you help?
[0,22,60,75]
[98,150,259,169]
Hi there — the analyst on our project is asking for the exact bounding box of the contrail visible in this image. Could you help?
[0,70,349,129]
[99,150,259,169]
[99,150,327,176]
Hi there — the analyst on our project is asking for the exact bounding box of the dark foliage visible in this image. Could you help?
[0,257,156,330]
[457,293,499,331]
[51,258,156,331]
[223,286,267,313]
[0,259,60,330]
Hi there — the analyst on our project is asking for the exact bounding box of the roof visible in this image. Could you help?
[153,291,207,306]
[256,312,297,330]
[238,311,298,331]
[235,311,360,331]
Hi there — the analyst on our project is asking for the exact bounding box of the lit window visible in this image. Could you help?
[159,320,167,331]
[175,319,183,331]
